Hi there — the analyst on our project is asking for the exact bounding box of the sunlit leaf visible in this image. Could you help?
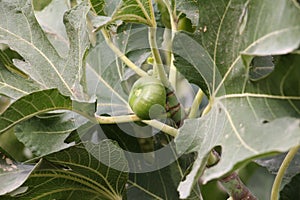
[173,0,300,198]
[0,1,89,97]
[34,0,69,56]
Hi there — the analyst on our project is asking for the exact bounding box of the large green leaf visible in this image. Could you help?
[14,112,86,157]
[0,149,38,196]
[0,0,89,97]
[173,0,300,198]
[0,142,128,199]
[0,89,71,134]
[0,89,95,135]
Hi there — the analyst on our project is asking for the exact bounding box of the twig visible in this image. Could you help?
[220,172,257,200]
[204,146,257,199]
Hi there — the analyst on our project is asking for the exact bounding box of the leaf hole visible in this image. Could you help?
[249,55,274,81]
[207,147,221,168]
[262,120,269,124]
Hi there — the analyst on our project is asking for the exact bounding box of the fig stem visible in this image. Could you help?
[148,27,170,87]
[159,0,178,89]
[101,29,148,77]
[95,114,140,124]
[188,89,205,119]
[142,119,178,137]
[162,0,177,33]
[201,100,212,117]
[271,145,300,200]
[94,114,178,137]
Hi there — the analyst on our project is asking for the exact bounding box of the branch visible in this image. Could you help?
[203,148,257,200]
[220,172,257,200]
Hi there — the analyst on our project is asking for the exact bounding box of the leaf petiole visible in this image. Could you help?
[148,27,170,87]
[201,100,212,117]
[100,29,148,77]
[270,145,300,200]
[188,89,205,119]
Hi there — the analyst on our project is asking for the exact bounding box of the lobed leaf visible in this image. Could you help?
[0,89,72,134]
[174,0,300,198]
[0,0,90,97]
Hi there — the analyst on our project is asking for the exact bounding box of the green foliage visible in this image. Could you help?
[0,0,299,199]
[0,143,128,199]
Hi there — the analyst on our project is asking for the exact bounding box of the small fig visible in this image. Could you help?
[128,76,166,120]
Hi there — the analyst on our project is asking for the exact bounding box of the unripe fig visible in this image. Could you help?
[128,76,166,120]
